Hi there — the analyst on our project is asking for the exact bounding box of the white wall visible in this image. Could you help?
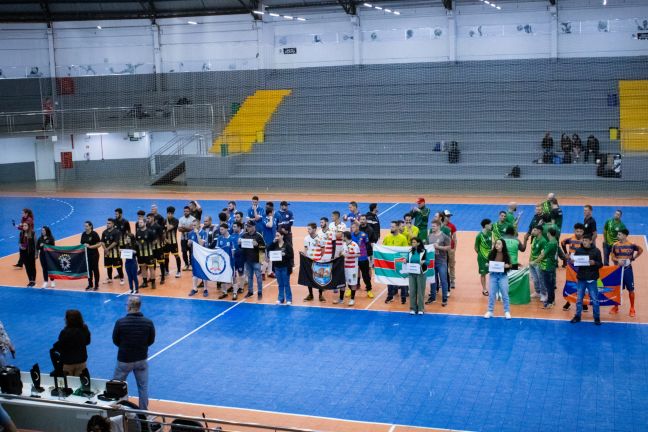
[0,137,37,163]
[52,132,150,162]
[1,0,646,78]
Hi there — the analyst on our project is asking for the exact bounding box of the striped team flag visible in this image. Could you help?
[373,245,435,286]
[507,267,531,305]
[563,264,622,306]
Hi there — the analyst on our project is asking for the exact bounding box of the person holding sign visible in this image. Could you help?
[484,239,512,319]
[121,227,139,294]
[268,231,294,305]
[405,237,428,315]
[240,221,266,300]
[610,229,643,317]
[570,233,603,325]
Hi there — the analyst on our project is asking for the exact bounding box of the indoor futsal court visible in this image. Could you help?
[0,194,647,432]
[2,0,648,431]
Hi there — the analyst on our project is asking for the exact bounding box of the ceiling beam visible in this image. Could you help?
[0,8,252,23]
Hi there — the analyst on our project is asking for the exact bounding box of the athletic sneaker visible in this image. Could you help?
[594,318,602,325]
[543,302,554,309]
[333,298,343,304]
[218,293,228,299]
[562,302,571,311]
[203,290,209,297]
[92,286,99,291]
[27,282,35,287]
[484,311,493,319]
[183,265,190,271]
[409,310,416,315]
[417,311,424,315]
[51,281,56,288]
[85,285,93,291]
[348,299,355,306]
[505,312,511,320]
[540,295,547,303]
[442,301,448,307]
[570,316,581,323]
[447,291,451,298]
[384,297,394,304]
[319,295,326,302]
[286,301,292,305]
[245,292,254,298]
[175,272,181,278]
[257,293,262,301]
[303,294,314,301]
[165,271,170,277]
[188,289,198,296]
[119,279,125,286]
[276,300,282,305]
[367,291,375,299]
[103,279,112,284]
[530,293,540,299]
[232,293,238,301]
[42,282,48,288]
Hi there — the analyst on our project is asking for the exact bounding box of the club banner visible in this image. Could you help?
[191,243,234,283]
[373,245,435,286]
[42,245,88,280]
[508,267,530,305]
[563,264,622,306]
[298,254,346,290]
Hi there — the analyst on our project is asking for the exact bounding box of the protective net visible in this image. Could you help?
[1,40,647,196]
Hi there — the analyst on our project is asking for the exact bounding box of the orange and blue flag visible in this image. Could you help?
[563,264,622,306]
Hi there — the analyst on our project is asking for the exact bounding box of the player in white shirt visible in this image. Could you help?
[330,211,347,235]
[334,231,360,306]
[317,217,334,260]
[303,222,325,302]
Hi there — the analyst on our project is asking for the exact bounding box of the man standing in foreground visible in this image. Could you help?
[112,296,155,410]
[570,234,602,325]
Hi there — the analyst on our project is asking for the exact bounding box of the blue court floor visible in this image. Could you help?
[1,196,647,258]
[1,286,647,432]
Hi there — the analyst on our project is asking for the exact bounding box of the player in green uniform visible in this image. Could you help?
[505,202,520,234]
[533,227,559,309]
[526,225,546,301]
[502,226,526,270]
[603,209,626,266]
[412,198,430,243]
[492,211,509,243]
[474,219,492,296]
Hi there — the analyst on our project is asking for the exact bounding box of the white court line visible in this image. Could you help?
[644,235,648,252]
[365,286,388,310]
[147,280,276,361]
[103,290,131,304]
[152,397,468,432]
[378,202,400,217]
[388,425,397,432]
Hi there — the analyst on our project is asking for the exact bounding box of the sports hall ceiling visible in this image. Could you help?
[0,0,547,23]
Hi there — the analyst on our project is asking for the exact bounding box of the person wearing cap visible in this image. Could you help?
[275,201,294,244]
[412,198,430,243]
[240,220,266,300]
[444,210,458,290]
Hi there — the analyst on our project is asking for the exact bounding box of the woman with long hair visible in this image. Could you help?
[19,222,37,287]
[52,309,91,376]
[484,239,512,319]
[13,208,34,269]
[407,237,428,315]
[36,226,56,288]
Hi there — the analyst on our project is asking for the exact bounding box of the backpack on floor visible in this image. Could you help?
[0,365,23,395]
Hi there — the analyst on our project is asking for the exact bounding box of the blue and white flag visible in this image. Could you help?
[191,243,233,283]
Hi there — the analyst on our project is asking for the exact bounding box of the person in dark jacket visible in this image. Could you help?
[36,226,55,288]
[268,231,294,305]
[19,222,37,287]
[112,296,155,410]
[570,233,603,325]
[52,309,91,376]
[585,135,600,163]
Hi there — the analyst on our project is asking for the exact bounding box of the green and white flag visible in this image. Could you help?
[374,245,435,286]
[508,266,531,305]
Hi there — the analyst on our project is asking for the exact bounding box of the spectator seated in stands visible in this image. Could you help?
[560,133,573,164]
[540,132,554,164]
[586,134,600,164]
[572,133,582,162]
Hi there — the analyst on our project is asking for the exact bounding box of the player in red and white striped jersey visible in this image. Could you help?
[317,217,334,261]
[303,222,325,302]
[334,231,360,307]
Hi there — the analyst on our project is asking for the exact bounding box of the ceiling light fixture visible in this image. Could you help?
[187,21,198,25]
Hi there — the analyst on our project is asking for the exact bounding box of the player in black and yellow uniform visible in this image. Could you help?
[147,212,166,285]
[136,218,156,289]
[164,206,182,278]
[101,218,124,285]
[114,207,130,278]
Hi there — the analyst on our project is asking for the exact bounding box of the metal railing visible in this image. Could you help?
[0,103,222,135]
[149,133,209,178]
[0,394,323,432]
